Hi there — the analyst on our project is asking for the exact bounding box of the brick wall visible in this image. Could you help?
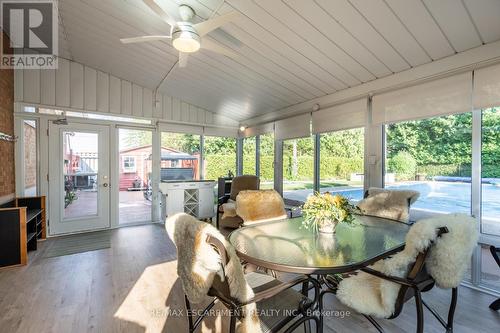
[0,31,15,200]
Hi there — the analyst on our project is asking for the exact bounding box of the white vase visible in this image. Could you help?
[318,219,338,234]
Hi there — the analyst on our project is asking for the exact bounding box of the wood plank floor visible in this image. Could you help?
[0,224,499,333]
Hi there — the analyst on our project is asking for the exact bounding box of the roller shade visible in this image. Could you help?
[312,98,367,134]
[474,63,500,110]
[372,72,472,124]
[159,123,203,135]
[275,113,311,140]
[203,126,239,138]
[242,122,274,137]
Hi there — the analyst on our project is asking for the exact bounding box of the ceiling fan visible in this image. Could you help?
[120,0,240,68]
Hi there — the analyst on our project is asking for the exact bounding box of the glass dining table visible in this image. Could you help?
[228,215,410,275]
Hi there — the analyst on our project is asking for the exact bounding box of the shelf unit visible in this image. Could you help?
[0,196,46,268]
[159,181,216,219]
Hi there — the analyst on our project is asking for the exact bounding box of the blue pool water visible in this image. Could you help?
[289,182,500,217]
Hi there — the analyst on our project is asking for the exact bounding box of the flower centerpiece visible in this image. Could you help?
[301,192,356,233]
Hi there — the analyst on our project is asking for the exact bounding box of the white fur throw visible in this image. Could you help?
[357,187,420,222]
[236,190,287,225]
[337,213,478,318]
[165,213,262,333]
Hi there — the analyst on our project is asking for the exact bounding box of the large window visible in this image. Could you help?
[160,132,201,181]
[204,136,236,180]
[319,128,364,200]
[385,113,472,219]
[243,136,256,175]
[481,107,500,237]
[282,136,314,203]
[118,129,153,224]
[259,133,275,189]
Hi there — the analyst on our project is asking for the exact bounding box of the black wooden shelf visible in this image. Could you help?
[0,196,46,268]
[26,209,42,223]
[27,232,36,242]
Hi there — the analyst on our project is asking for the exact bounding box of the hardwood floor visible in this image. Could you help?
[0,224,498,333]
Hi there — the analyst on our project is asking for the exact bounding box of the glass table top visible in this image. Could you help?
[229,215,410,274]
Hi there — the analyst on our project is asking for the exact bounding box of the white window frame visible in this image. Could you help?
[122,156,136,173]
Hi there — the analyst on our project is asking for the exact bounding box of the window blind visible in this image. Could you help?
[312,98,367,134]
[473,63,500,110]
[203,126,239,138]
[372,72,472,124]
[159,123,203,135]
[275,113,311,140]
[242,122,274,137]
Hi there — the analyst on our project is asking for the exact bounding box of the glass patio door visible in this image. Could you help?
[49,122,110,235]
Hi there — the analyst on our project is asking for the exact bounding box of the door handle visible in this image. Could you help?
[102,183,109,188]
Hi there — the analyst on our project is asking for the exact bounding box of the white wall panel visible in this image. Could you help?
[40,69,56,105]
[15,58,235,129]
[23,69,40,104]
[196,108,206,124]
[153,92,163,118]
[121,81,132,115]
[142,88,153,118]
[132,84,143,117]
[189,105,197,123]
[96,71,109,113]
[84,67,97,111]
[205,111,213,125]
[181,102,190,122]
[172,98,181,121]
[70,62,84,109]
[56,58,70,107]
[162,95,172,120]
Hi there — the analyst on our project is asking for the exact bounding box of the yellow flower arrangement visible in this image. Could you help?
[301,192,356,232]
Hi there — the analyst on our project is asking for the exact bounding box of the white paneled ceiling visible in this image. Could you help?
[57,0,500,122]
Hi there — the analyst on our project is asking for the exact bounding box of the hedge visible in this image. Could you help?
[205,155,236,179]
[206,155,500,181]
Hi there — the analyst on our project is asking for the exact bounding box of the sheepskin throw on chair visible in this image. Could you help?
[165,213,262,333]
[336,213,478,318]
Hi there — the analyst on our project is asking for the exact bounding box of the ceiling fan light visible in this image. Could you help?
[173,35,200,53]
[172,24,201,53]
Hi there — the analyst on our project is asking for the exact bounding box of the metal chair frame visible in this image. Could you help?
[319,227,458,333]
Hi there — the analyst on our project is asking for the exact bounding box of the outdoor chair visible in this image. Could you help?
[357,187,420,223]
[166,213,321,333]
[489,246,500,311]
[217,175,260,229]
[320,213,478,333]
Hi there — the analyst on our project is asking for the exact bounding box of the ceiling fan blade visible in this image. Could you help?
[178,52,189,68]
[194,11,239,37]
[202,39,239,59]
[142,0,177,27]
[120,35,171,44]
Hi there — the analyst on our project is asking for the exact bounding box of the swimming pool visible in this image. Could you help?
[284,181,500,217]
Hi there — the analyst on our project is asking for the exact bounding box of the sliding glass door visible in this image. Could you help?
[319,127,364,200]
[385,113,472,219]
[118,128,153,225]
[480,107,500,290]
[282,136,314,203]
[259,133,275,189]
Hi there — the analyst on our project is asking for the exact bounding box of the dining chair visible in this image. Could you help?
[217,175,260,229]
[489,246,500,311]
[166,212,321,333]
[320,213,478,333]
[357,187,420,223]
